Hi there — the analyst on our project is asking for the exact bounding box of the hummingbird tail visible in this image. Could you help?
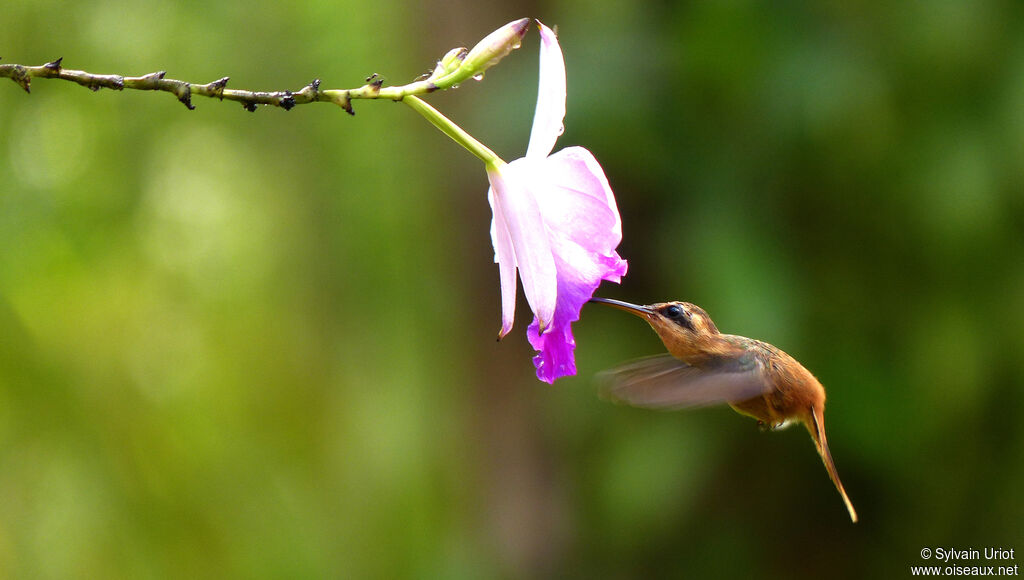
[808,405,858,523]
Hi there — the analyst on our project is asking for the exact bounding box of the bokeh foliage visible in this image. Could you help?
[2,0,1022,578]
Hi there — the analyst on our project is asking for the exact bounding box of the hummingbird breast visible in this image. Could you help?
[723,338,825,428]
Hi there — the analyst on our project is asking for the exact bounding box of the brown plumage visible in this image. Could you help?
[590,297,858,523]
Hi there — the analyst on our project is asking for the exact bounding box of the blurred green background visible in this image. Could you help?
[2,0,1023,578]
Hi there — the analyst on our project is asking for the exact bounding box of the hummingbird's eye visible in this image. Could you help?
[662,304,696,330]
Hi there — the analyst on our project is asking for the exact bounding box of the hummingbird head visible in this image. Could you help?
[589,297,722,359]
[647,300,720,335]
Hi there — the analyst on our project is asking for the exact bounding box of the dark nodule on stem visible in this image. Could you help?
[280,91,296,111]
[177,83,195,110]
[341,90,354,116]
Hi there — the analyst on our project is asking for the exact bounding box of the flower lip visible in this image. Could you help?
[589,297,653,317]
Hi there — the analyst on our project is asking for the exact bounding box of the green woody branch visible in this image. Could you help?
[1,57,428,115]
[0,18,530,116]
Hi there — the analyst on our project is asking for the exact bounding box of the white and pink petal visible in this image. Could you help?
[486,168,520,338]
[488,161,558,330]
[525,21,567,160]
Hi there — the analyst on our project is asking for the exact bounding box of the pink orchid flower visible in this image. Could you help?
[486,21,628,383]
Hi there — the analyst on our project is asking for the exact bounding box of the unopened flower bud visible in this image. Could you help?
[439,47,468,74]
[459,18,529,79]
[428,47,468,83]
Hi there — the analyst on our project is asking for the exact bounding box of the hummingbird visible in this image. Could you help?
[589,297,858,523]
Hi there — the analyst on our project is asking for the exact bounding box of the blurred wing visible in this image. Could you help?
[597,354,770,411]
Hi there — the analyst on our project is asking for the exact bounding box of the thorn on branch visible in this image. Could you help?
[10,65,31,93]
[294,79,320,104]
[341,90,354,116]
[44,57,63,71]
[363,73,384,96]
[175,83,195,110]
[208,76,229,99]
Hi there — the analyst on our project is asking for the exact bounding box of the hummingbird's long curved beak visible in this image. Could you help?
[588,297,654,317]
